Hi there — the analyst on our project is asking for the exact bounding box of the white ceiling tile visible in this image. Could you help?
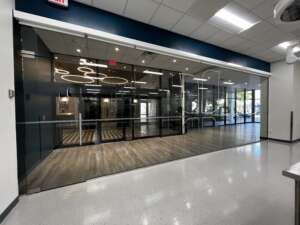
[239,21,274,42]
[187,0,229,21]
[222,36,247,48]
[92,0,127,15]
[207,30,234,44]
[150,5,183,30]
[234,0,264,9]
[251,0,278,19]
[191,23,220,41]
[171,15,202,35]
[162,0,197,13]
[125,0,159,23]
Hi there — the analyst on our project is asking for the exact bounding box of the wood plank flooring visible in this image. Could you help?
[23,123,260,193]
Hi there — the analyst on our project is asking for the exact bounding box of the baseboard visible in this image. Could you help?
[0,196,19,223]
[264,137,300,143]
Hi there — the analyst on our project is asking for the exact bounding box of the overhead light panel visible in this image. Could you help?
[199,87,208,90]
[143,70,163,76]
[210,3,260,33]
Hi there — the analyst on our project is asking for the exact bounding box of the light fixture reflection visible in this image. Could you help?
[79,59,108,68]
[193,78,208,82]
[77,66,95,74]
[143,70,163,76]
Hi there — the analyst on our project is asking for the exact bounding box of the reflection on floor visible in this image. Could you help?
[62,128,123,145]
[5,140,297,225]
[24,123,260,192]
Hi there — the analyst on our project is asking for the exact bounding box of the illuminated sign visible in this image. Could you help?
[48,0,68,7]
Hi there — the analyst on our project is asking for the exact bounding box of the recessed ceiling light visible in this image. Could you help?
[185,67,189,71]
[141,59,146,64]
[54,56,58,60]
[115,47,120,52]
[172,59,177,63]
[210,3,260,33]
[76,48,81,53]
[143,70,163,75]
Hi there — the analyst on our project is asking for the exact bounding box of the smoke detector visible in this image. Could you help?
[274,0,300,23]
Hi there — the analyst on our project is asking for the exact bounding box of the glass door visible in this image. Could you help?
[133,98,160,138]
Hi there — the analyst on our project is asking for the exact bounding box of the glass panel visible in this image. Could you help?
[236,90,245,123]
[255,90,261,122]
[245,90,253,123]
[226,88,235,125]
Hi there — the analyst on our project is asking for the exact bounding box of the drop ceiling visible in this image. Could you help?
[74,0,300,63]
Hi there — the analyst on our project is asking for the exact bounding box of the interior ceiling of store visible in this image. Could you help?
[74,0,300,63]
[36,28,264,90]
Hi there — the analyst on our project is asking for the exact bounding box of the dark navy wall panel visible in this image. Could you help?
[15,0,270,72]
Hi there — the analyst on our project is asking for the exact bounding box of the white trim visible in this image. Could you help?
[14,10,271,77]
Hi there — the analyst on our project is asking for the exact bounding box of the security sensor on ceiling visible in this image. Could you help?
[274,0,300,63]
[274,0,300,23]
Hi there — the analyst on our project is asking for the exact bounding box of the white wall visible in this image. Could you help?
[293,62,300,140]
[0,0,19,216]
[269,61,294,141]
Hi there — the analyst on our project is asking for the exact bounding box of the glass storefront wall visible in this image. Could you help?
[15,25,266,193]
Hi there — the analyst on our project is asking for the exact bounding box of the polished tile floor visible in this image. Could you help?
[3,140,299,225]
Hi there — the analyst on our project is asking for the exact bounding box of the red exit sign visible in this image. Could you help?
[48,0,68,7]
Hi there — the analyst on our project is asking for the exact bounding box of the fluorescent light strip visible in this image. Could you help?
[149,92,159,95]
[193,78,208,82]
[198,87,208,90]
[124,86,136,89]
[214,8,255,30]
[118,90,130,93]
[143,70,163,76]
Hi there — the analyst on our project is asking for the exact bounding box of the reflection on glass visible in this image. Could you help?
[255,90,261,122]
[245,90,253,123]
[236,90,245,123]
